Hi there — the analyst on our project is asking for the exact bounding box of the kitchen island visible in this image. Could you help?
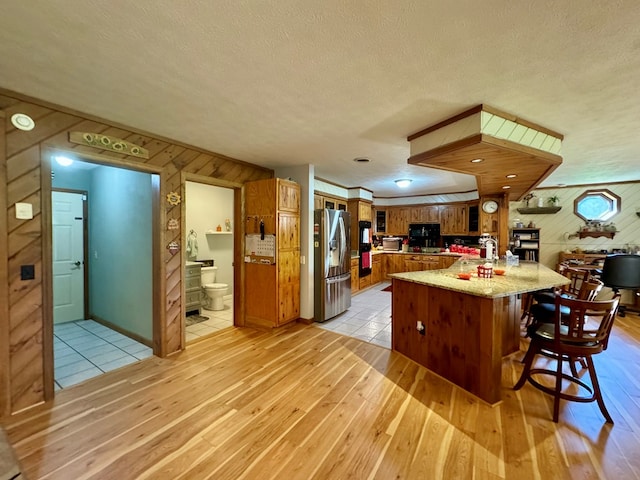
[390,260,569,404]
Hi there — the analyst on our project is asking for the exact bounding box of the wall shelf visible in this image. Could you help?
[516,206,561,214]
[577,231,616,239]
[206,231,232,235]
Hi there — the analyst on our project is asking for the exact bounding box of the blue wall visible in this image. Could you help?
[88,165,153,340]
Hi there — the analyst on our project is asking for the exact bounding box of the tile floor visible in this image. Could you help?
[315,281,392,348]
[54,319,153,390]
[185,297,234,342]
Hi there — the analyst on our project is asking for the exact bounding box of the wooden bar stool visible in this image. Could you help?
[514,295,620,423]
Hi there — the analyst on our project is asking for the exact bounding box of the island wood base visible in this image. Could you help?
[391,278,521,404]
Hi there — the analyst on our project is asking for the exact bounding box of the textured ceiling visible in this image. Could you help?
[1,1,639,197]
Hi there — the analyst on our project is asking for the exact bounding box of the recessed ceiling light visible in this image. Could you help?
[353,157,370,163]
[502,185,511,189]
[470,158,484,163]
[506,174,517,179]
[395,179,412,188]
[11,113,35,131]
[55,156,74,167]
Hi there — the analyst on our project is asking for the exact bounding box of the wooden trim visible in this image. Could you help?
[41,149,55,402]
[407,134,485,167]
[90,315,153,348]
[0,111,9,418]
[151,174,162,357]
[314,176,374,195]
[44,145,164,175]
[373,188,479,200]
[407,104,564,142]
[407,105,484,141]
[0,87,273,175]
[532,179,640,190]
[234,187,244,327]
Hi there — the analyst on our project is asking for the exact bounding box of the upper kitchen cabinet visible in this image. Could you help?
[358,200,372,221]
[410,205,440,223]
[314,193,347,211]
[386,207,410,236]
[375,209,386,234]
[440,204,468,235]
[468,202,480,235]
[348,199,373,250]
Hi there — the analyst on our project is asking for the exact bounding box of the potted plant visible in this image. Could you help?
[547,195,560,207]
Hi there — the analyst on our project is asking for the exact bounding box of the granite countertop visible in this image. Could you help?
[370,249,467,257]
[390,259,570,299]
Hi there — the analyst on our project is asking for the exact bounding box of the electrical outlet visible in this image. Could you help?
[300,255,306,265]
[21,265,35,280]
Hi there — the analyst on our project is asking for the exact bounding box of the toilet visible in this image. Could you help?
[201,266,228,311]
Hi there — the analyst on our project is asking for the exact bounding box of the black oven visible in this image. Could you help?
[359,221,372,276]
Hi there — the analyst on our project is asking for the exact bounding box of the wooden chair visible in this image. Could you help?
[514,295,620,423]
[526,277,603,333]
[521,266,590,326]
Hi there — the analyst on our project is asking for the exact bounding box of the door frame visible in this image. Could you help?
[51,188,89,323]
[41,146,163,400]
[181,172,244,342]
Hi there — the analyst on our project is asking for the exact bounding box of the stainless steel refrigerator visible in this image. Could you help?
[314,208,351,322]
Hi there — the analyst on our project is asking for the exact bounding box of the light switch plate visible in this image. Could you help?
[15,202,33,219]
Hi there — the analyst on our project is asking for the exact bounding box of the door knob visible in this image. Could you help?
[74,261,82,267]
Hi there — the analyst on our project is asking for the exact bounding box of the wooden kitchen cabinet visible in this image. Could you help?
[386,207,410,236]
[411,205,440,223]
[404,254,441,272]
[358,201,372,221]
[350,257,359,294]
[383,254,405,279]
[439,255,460,269]
[371,254,382,285]
[245,178,300,328]
[441,204,468,235]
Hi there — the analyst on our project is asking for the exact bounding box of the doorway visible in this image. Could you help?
[49,154,158,390]
[184,181,235,342]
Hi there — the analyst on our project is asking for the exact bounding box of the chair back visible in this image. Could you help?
[553,296,620,353]
[578,278,603,301]
[560,268,591,297]
[601,254,640,290]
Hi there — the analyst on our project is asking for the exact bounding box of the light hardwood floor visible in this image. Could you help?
[2,314,640,480]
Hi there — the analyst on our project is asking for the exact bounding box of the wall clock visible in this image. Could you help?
[482,200,499,214]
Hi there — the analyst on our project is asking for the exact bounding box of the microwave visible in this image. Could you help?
[382,237,402,251]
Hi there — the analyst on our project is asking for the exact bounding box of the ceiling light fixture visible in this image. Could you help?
[395,179,412,188]
[353,157,370,163]
[470,158,484,163]
[506,174,517,179]
[55,156,74,167]
[11,113,35,131]
[502,185,511,189]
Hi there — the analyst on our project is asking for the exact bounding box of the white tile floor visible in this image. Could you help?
[315,281,392,348]
[185,297,234,342]
[54,320,153,390]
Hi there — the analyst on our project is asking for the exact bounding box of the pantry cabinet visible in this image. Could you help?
[245,178,300,328]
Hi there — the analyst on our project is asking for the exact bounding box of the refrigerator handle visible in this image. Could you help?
[338,215,347,264]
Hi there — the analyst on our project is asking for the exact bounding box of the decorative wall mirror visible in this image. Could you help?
[574,189,621,222]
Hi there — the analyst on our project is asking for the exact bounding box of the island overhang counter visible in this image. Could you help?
[389,261,570,404]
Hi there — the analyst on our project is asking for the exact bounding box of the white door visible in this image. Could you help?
[52,191,85,324]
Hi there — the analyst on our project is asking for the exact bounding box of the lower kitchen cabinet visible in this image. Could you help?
[371,254,382,285]
[351,258,359,294]
[359,274,371,290]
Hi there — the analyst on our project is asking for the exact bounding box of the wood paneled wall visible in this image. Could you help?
[0,90,272,417]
